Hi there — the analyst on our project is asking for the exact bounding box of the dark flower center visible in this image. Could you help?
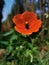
[25,22,29,29]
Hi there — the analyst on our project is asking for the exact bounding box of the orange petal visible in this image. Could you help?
[14,26,33,35]
[31,19,42,32]
[13,12,42,35]
[22,11,37,21]
[13,14,21,24]
[13,14,24,27]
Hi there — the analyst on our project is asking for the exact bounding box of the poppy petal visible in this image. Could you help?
[13,14,24,27]
[14,26,33,35]
[13,12,42,35]
[22,11,37,21]
[30,20,42,32]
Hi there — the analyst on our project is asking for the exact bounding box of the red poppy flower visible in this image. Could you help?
[13,12,42,35]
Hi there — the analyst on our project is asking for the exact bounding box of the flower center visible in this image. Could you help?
[25,21,29,29]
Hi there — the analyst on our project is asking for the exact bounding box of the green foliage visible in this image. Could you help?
[0,28,49,65]
[0,0,49,65]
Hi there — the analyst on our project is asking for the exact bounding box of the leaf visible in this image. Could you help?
[3,29,14,36]
[10,34,18,43]
[46,41,49,45]
[28,43,33,49]
[6,46,13,57]
[24,49,32,57]
[30,54,33,63]
[0,41,8,45]
[32,47,40,54]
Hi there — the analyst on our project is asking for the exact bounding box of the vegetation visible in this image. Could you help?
[0,0,49,65]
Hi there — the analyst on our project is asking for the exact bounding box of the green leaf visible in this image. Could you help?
[46,41,49,45]
[6,46,13,55]
[28,43,33,49]
[10,34,18,43]
[3,29,14,36]
[30,54,33,63]
[0,41,8,45]
[24,49,32,57]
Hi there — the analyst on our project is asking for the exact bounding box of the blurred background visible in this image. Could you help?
[0,0,49,32]
[0,0,49,65]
